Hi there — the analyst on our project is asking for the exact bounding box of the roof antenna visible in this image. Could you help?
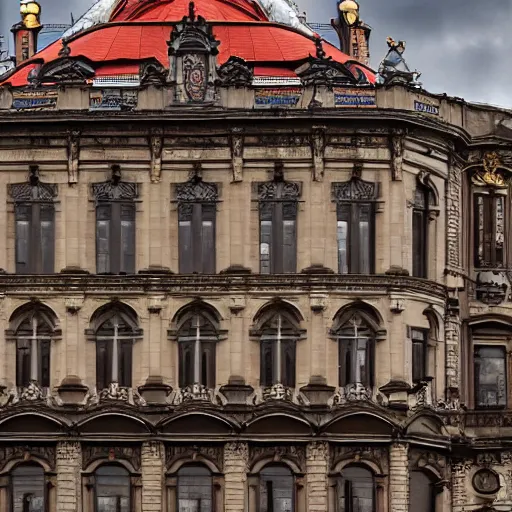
[71,12,75,25]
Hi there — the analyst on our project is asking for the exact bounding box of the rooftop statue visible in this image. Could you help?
[20,0,42,29]
[376,37,421,87]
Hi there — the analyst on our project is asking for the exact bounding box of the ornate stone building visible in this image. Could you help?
[0,0,511,511]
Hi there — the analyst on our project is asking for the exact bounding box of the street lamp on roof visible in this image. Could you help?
[339,0,360,27]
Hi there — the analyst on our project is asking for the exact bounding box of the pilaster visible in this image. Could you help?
[142,441,165,512]
[389,442,409,512]
[306,441,328,512]
[223,442,248,512]
[56,441,82,512]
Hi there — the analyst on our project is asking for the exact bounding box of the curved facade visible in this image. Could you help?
[0,1,512,512]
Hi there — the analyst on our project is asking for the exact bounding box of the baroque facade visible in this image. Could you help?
[0,0,511,511]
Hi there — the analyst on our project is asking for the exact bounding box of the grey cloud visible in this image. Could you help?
[1,0,511,108]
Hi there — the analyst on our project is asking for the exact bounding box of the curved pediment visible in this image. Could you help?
[0,412,64,434]
[405,413,449,439]
[160,412,234,435]
[244,413,313,436]
[78,413,151,434]
[322,412,396,437]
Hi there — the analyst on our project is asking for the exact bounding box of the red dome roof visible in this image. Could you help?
[2,0,375,87]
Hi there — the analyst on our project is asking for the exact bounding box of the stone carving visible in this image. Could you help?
[471,151,511,188]
[332,178,376,201]
[9,178,57,202]
[19,380,46,402]
[390,129,405,181]
[224,442,249,461]
[166,445,223,472]
[250,445,306,473]
[140,59,168,86]
[262,383,293,402]
[67,130,80,184]
[444,300,461,391]
[0,445,56,472]
[258,181,301,201]
[307,441,328,461]
[410,450,447,477]
[475,271,508,305]
[32,54,95,86]
[311,127,326,182]
[230,127,244,182]
[376,37,421,86]
[173,383,212,404]
[83,445,141,471]
[473,468,501,494]
[410,381,433,410]
[331,445,388,473]
[150,129,163,183]
[92,180,138,201]
[176,179,218,202]
[217,56,253,87]
[98,382,146,406]
[331,383,372,406]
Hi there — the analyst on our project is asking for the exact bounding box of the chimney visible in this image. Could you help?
[11,0,42,65]
[332,0,371,66]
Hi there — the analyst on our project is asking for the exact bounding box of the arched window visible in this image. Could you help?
[335,465,375,512]
[259,465,294,512]
[11,464,46,512]
[409,471,436,512]
[95,465,131,512]
[176,308,222,389]
[8,304,59,389]
[177,465,213,511]
[88,304,142,390]
[412,183,433,278]
[331,309,378,389]
[258,310,303,388]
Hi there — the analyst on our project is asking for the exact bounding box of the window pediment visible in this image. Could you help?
[332,177,377,202]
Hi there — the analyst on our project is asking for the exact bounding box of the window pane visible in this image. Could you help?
[96,466,130,512]
[178,466,212,512]
[96,340,113,390]
[342,466,374,512]
[38,339,51,388]
[281,340,296,388]
[475,346,507,407]
[282,219,296,273]
[260,220,272,274]
[40,204,55,274]
[409,472,434,512]
[16,339,31,388]
[12,465,46,512]
[179,342,195,388]
[15,210,30,273]
[201,219,215,273]
[337,220,348,274]
[412,209,426,278]
[118,340,132,387]
[120,204,135,274]
[260,466,294,512]
[356,339,368,384]
[179,220,193,274]
[96,205,111,273]
[260,340,274,387]
[358,204,371,274]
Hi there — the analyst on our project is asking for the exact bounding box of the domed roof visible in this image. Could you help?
[2,0,375,87]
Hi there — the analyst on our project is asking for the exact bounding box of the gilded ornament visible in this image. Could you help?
[20,0,42,29]
[471,152,511,187]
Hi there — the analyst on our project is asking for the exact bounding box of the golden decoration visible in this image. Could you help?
[339,0,360,27]
[471,152,510,188]
[20,0,42,29]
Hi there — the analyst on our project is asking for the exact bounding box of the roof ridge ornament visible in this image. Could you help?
[376,37,421,87]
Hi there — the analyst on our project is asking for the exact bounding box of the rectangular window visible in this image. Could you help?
[337,203,374,274]
[118,340,133,387]
[474,345,507,408]
[260,340,296,387]
[178,203,216,273]
[96,340,113,391]
[338,338,373,388]
[474,194,505,268]
[16,339,50,388]
[412,208,427,278]
[15,203,55,274]
[259,202,297,274]
[178,341,216,388]
[96,202,136,274]
[411,328,428,382]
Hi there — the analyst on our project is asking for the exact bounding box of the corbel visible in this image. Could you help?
[230,127,244,183]
[150,127,163,184]
[67,130,80,185]
[311,126,326,182]
[389,128,406,181]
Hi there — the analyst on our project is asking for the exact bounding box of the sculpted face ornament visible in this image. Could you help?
[471,152,511,188]
[472,468,501,495]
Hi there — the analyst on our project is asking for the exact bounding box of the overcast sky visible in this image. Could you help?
[1,0,511,108]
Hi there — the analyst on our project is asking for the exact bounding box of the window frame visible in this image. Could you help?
[333,178,377,275]
[10,463,47,512]
[258,181,300,274]
[176,464,213,512]
[335,465,376,512]
[258,464,295,512]
[474,344,507,409]
[94,464,131,512]
[410,327,429,383]
[412,185,431,278]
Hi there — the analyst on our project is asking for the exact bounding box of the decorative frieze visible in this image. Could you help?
[82,445,141,472]
[249,445,306,473]
[330,444,389,474]
[0,445,56,471]
[166,444,223,472]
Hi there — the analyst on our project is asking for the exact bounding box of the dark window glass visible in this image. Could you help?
[259,184,298,274]
[336,315,374,388]
[411,328,428,382]
[95,312,137,390]
[12,464,45,512]
[14,201,55,274]
[336,466,375,512]
[259,466,294,512]
[178,314,218,388]
[95,466,130,512]
[474,194,505,268]
[409,472,435,512]
[474,345,507,408]
[96,203,136,274]
[412,186,430,278]
[336,203,374,274]
[259,313,298,388]
[177,466,212,512]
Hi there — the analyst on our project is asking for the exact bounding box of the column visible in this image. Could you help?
[306,442,329,512]
[389,443,409,512]
[56,441,82,512]
[141,441,165,512]
[223,442,248,512]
